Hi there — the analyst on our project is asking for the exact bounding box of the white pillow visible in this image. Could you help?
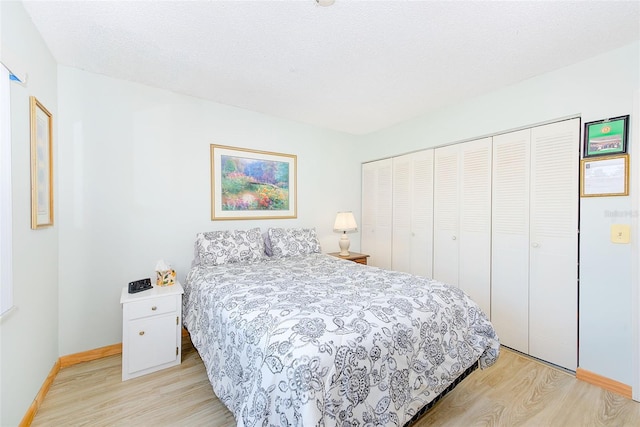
[192,227,265,266]
[267,227,321,258]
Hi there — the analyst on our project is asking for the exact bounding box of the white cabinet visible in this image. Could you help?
[392,150,434,277]
[120,283,184,381]
[491,118,579,370]
[361,159,393,269]
[433,138,492,315]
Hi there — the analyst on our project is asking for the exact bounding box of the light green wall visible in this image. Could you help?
[56,67,361,355]
[357,41,640,385]
[0,1,59,425]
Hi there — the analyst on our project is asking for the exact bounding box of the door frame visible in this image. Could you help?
[632,90,639,402]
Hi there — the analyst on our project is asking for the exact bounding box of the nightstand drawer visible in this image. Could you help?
[127,295,177,320]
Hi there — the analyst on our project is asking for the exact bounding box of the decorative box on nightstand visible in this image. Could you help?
[120,282,184,381]
[327,252,370,265]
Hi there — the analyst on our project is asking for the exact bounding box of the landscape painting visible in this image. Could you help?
[211,145,297,220]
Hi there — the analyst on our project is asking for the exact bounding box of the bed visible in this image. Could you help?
[183,227,499,426]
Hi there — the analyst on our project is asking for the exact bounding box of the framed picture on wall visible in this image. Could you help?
[583,115,629,158]
[30,96,54,229]
[210,144,297,220]
[580,154,629,197]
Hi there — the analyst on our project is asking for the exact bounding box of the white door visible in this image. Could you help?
[362,159,393,269]
[491,129,531,353]
[128,315,178,374]
[458,137,492,315]
[392,150,434,276]
[529,118,579,370]
[410,150,434,277]
[392,155,412,273]
[433,145,460,286]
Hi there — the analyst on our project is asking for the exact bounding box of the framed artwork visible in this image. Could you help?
[583,115,629,158]
[580,154,629,197]
[30,96,53,229]
[211,144,297,220]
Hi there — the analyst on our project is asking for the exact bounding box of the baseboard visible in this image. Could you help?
[576,367,632,399]
[19,358,60,427]
[59,343,122,368]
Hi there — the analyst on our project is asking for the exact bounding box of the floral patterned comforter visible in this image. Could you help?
[183,253,499,426]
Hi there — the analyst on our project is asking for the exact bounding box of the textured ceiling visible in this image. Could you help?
[21,0,640,135]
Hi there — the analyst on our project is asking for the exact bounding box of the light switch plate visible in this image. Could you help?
[611,224,631,244]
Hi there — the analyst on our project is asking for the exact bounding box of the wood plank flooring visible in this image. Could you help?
[32,338,640,426]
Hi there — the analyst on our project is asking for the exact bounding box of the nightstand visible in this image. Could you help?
[327,252,370,265]
[120,282,184,381]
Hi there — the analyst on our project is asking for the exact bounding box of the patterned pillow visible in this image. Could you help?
[267,227,321,258]
[192,227,265,266]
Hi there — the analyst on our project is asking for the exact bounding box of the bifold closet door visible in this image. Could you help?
[433,144,460,286]
[392,150,434,277]
[491,129,531,354]
[529,118,579,370]
[434,138,492,315]
[361,159,393,269]
[458,138,492,314]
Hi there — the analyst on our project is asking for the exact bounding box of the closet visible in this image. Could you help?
[391,150,434,277]
[361,158,393,269]
[433,138,492,315]
[491,118,579,370]
[361,118,579,371]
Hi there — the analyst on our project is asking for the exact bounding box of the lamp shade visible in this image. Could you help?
[333,211,358,232]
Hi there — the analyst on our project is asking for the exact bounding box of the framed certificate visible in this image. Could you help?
[580,154,629,197]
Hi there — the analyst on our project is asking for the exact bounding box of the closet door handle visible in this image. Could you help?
[532,242,540,248]
[452,235,457,240]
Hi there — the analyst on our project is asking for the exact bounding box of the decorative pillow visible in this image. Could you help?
[192,227,265,267]
[267,227,321,258]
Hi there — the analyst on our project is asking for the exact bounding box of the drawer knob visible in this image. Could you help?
[139,331,145,336]
[151,306,157,311]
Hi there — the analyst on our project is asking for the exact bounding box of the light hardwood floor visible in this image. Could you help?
[32,338,640,426]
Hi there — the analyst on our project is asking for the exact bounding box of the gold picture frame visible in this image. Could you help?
[211,144,297,220]
[580,154,629,197]
[30,96,53,228]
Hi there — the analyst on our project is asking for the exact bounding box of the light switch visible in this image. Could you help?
[610,224,631,244]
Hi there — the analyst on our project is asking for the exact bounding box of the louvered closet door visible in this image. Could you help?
[392,150,434,277]
[362,159,393,269]
[491,129,531,354]
[529,118,579,370]
[433,145,460,286]
[392,155,412,273]
[458,138,492,315]
[411,150,434,277]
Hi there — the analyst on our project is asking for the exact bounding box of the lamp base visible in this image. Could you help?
[338,234,351,256]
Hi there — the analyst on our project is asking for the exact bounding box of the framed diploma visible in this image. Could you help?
[580,154,629,197]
